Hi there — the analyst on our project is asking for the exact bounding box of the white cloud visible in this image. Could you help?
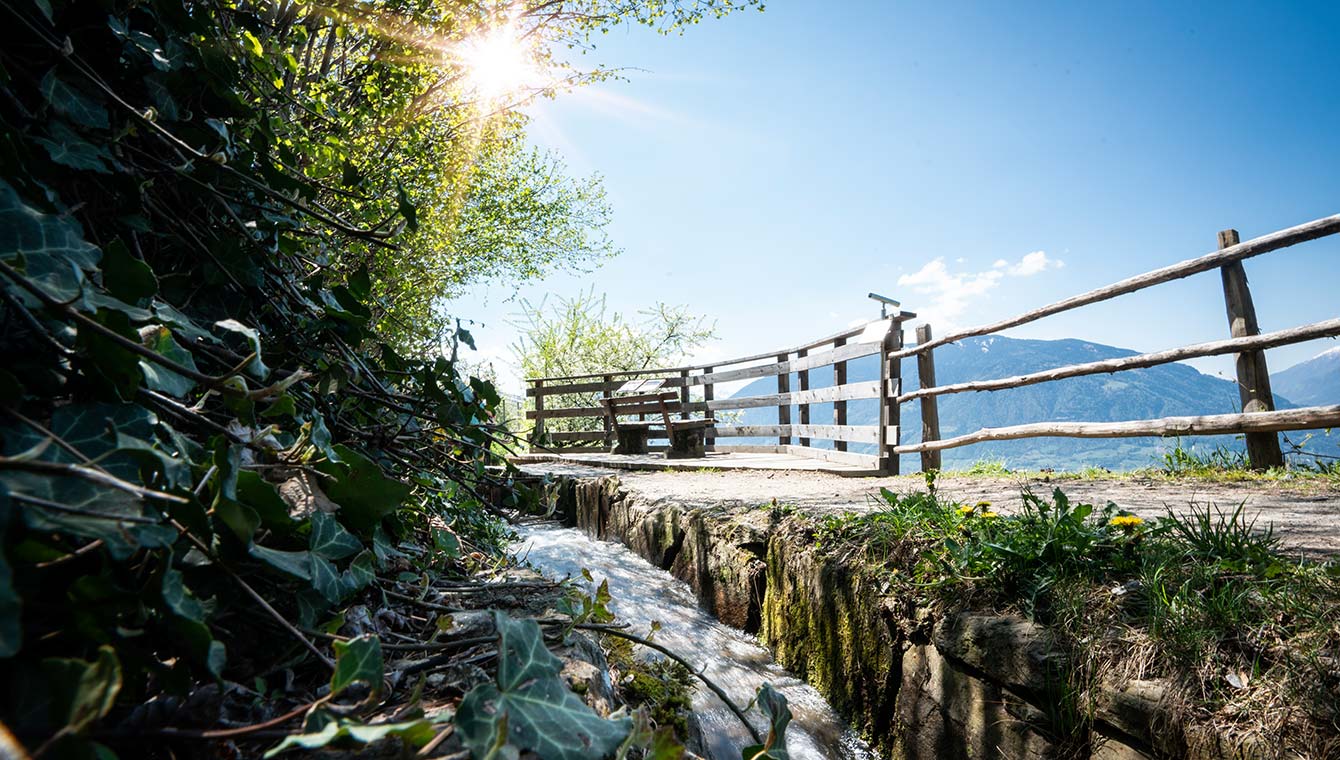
[897,250,1065,329]
[1007,250,1064,277]
[897,258,1004,327]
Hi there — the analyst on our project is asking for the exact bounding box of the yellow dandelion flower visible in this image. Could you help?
[981,511,999,519]
[1109,515,1144,530]
[956,505,975,516]
[975,500,992,508]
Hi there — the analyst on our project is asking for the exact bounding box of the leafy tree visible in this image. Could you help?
[511,289,716,437]
[0,0,757,756]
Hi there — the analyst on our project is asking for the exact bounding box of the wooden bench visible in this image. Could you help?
[599,390,714,458]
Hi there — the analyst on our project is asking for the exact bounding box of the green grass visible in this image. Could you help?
[812,480,1340,755]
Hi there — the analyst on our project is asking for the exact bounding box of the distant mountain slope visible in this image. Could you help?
[1273,346,1340,406]
[731,335,1298,471]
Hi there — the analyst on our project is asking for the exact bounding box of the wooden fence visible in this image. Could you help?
[525,314,916,471]
[526,213,1340,473]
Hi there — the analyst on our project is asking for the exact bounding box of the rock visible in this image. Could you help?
[556,632,619,716]
[1091,735,1156,760]
[1095,679,1180,757]
[932,613,1066,694]
[896,643,1057,760]
[277,470,339,519]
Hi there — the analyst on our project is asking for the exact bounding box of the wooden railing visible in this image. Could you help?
[525,213,1340,474]
[895,216,1340,471]
[524,314,916,471]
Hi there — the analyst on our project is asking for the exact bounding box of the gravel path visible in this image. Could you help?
[521,462,1340,557]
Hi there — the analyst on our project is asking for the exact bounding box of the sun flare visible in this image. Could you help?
[459,22,541,100]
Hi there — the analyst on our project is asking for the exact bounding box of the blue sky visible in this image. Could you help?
[451,2,1340,394]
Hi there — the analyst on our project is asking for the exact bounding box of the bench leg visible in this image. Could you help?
[666,427,706,459]
[612,428,650,455]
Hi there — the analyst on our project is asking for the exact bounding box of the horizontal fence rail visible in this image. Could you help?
[524,212,1340,474]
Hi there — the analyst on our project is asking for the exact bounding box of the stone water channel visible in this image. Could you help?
[506,469,1316,760]
[514,522,876,760]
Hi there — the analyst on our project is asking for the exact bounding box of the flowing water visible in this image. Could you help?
[513,523,875,760]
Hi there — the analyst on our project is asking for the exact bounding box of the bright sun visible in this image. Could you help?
[459,23,540,100]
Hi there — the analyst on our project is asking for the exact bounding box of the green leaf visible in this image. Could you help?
[41,69,110,129]
[309,553,341,603]
[0,486,21,657]
[236,471,295,532]
[161,560,206,623]
[249,544,311,581]
[43,646,122,734]
[36,121,115,173]
[101,240,156,302]
[331,635,382,698]
[215,499,260,544]
[456,613,630,759]
[742,683,791,760]
[242,30,264,57]
[371,525,406,570]
[339,550,376,596]
[138,325,198,397]
[214,319,270,380]
[309,511,361,560]
[0,178,100,306]
[395,181,418,232]
[315,445,410,532]
[263,711,435,757]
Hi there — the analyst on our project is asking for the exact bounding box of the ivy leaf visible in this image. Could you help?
[214,319,270,380]
[309,511,361,560]
[161,561,205,623]
[215,499,260,544]
[0,178,100,306]
[101,240,156,302]
[0,485,21,657]
[371,525,406,570]
[338,550,376,596]
[330,635,382,698]
[263,710,435,757]
[43,646,122,734]
[249,544,311,581]
[36,121,115,174]
[138,325,198,397]
[741,684,792,760]
[309,553,341,603]
[40,69,110,129]
[315,445,410,532]
[456,613,630,759]
[236,471,295,532]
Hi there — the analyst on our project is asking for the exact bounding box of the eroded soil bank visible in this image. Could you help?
[540,473,1337,760]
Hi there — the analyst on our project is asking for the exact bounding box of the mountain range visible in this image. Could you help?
[1273,345,1340,406]
[731,335,1340,471]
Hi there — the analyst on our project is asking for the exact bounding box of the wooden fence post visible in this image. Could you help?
[531,379,545,451]
[679,370,690,420]
[796,349,810,447]
[777,353,792,445]
[602,374,614,450]
[879,319,903,474]
[703,367,715,451]
[1218,229,1284,470]
[833,337,848,452]
[915,323,942,472]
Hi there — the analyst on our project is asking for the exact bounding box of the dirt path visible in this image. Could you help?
[521,462,1340,557]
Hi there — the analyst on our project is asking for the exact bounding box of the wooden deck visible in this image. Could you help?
[512,451,880,476]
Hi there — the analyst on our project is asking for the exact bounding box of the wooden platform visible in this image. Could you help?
[512,451,880,476]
